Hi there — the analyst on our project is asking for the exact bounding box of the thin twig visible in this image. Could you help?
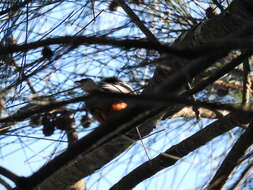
[212,0,224,12]
[136,126,151,161]
[1,133,68,143]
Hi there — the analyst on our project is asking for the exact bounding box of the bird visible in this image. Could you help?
[75,77,136,123]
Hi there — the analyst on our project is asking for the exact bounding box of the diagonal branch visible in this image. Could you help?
[242,57,251,105]
[184,51,253,96]
[116,0,159,43]
[109,113,252,190]
[0,167,24,187]
[206,123,253,190]
[228,162,253,190]
[0,176,12,190]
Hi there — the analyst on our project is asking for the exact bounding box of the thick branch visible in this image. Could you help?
[110,113,252,190]
[1,33,253,59]
[206,123,253,190]
[64,111,85,190]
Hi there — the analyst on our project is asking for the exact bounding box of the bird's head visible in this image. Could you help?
[75,78,98,92]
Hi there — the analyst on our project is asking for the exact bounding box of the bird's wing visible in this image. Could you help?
[100,83,135,94]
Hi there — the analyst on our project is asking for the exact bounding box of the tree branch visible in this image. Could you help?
[0,167,25,187]
[110,113,252,190]
[228,162,253,190]
[116,0,159,43]
[206,123,253,190]
[0,177,12,190]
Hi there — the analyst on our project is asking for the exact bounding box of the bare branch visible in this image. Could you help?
[0,176,12,190]
[110,113,251,190]
[0,167,24,186]
[116,0,159,43]
[206,123,253,190]
[228,162,253,190]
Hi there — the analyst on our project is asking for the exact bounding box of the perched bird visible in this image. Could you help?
[75,77,136,123]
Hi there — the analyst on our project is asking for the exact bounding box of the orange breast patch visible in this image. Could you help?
[111,102,128,111]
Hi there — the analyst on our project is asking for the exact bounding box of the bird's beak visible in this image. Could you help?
[74,80,82,84]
